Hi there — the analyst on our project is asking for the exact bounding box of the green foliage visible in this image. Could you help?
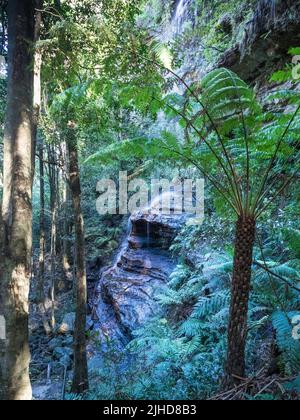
[192,292,230,319]
[270,48,300,83]
[284,376,300,393]
[200,67,260,127]
[282,228,300,259]
[272,311,300,375]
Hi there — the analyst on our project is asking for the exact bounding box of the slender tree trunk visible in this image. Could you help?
[62,184,72,272]
[0,0,35,401]
[48,145,58,330]
[33,0,44,305]
[68,133,89,394]
[32,0,42,170]
[37,140,46,302]
[61,143,72,275]
[38,141,50,335]
[50,203,57,330]
[225,214,256,388]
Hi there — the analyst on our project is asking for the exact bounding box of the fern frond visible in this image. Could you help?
[200,68,261,131]
[272,311,300,375]
[178,318,202,338]
[193,292,230,319]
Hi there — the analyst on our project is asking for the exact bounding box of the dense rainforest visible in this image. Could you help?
[0,0,300,402]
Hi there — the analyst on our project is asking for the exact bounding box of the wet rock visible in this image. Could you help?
[53,346,73,360]
[62,335,73,347]
[107,240,119,251]
[130,212,188,250]
[218,0,300,83]
[87,256,103,283]
[48,337,64,351]
[58,313,75,334]
[92,212,187,349]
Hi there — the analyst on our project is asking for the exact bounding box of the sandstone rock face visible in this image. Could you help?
[129,211,188,250]
[91,212,187,351]
[218,0,300,83]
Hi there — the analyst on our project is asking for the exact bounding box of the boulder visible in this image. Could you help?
[59,355,72,370]
[86,315,94,332]
[62,335,73,347]
[58,312,76,334]
[48,337,64,351]
[53,346,73,360]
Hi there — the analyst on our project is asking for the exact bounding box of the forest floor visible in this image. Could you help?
[28,228,300,401]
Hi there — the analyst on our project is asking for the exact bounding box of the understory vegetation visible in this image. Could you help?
[81,214,300,400]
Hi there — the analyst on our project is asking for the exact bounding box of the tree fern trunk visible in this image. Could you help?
[225,215,256,388]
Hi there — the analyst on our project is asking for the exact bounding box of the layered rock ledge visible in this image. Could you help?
[91,212,187,350]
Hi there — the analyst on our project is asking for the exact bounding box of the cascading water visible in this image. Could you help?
[158,0,205,89]
[160,0,193,42]
[173,0,190,35]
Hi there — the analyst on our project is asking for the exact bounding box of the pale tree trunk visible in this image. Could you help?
[0,0,35,401]
[32,0,42,167]
[37,140,46,303]
[48,145,58,330]
[38,140,51,335]
[61,143,72,276]
[225,215,256,388]
[34,1,44,303]
[67,132,89,394]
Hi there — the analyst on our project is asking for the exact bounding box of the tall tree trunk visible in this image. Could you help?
[0,0,35,401]
[50,202,57,330]
[48,145,58,330]
[68,132,89,394]
[225,214,256,388]
[61,143,72,276]
[34,0,44,305]
[32,0,42,169]
[37,140,46,302]
[62,182,72,272]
